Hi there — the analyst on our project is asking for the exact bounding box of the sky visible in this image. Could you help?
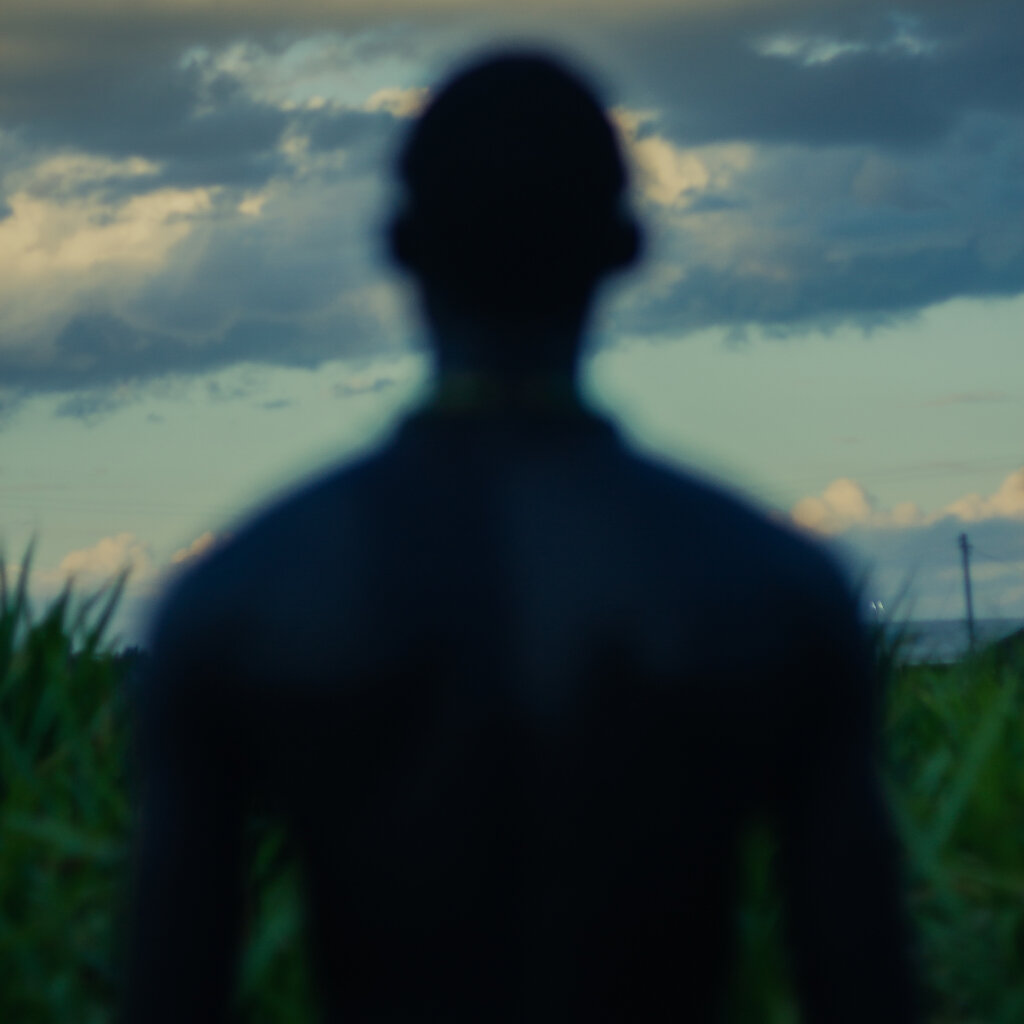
[1,0,1022,643]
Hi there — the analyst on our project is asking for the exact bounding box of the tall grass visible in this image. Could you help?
[0,546,128,1023]
[0,551,1021,1021]
[0,550,314,1022]
[729,625,1024,1023]
[886,649,1024,1024]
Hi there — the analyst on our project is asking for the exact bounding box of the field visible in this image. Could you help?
[1,549,1022,1022]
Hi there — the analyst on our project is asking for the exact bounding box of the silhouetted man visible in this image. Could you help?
[125,51,917,1022]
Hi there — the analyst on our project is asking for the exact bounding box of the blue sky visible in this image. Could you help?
[1,0,1022,641]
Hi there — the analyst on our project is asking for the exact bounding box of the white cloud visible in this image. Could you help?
[34,529,226,611]
[792,477,893,533]
[632,135,711,207]
[170,530,223,567]
[37,532,155,587]
[612,107,753,209]
[19,152,160,191]
[890,500,926,527]
[0,153,210,284]
[942,469,1024,522]
[237,192,268,217]
[752,16,939,67]
[754,33,871,66]
[0,131,397,390]
[0,187,212,277]
[365,86,429,118]
[178,34,433,114]
[0,155,215,360]
[793,467,1024,535]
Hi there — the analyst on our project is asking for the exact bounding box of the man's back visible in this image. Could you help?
[131,401,914,1022]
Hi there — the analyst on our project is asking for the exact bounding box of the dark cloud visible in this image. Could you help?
[205,379,252,402]
[614,222,1024,337]
[608,0,1024,150]
[3,47,404,194]
[607,71,1024,335]
[54,390,132,423]
[303,107,397,153]
[599,2,1024,334]
[0,36,410,401]
[333,376,397,398]
[0,306,398,396]
[0,0,1022,402]
[684,195,745,214]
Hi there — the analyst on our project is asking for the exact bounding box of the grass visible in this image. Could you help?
[1,547,1022,1021]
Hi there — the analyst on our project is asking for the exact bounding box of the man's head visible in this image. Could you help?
[389,50,641,356]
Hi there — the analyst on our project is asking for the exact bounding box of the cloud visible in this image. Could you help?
[1,0,1022,402]
[596,0,1024,334]
[3,43,292,191]
[365,86,429,118]
[37,532,155,588]
[786,465,1024,620]
[0,164,409,393]
[792,477,926,534]
[612,1,1023,150]
[943,469,1024,523]
[0,24,419,399]
[170,530,224,568]
[613,108,754,210]
[26,528,230,644]
[792,478,875,532]
[16,183,214,266]
[793,466,1024,535]
[333,373,398,398]
[36,528,224,589]
[609,113,1024,336]
[54,390,134,422]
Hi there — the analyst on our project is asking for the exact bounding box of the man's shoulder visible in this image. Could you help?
[146,446,386,656]
[626,449,858,613]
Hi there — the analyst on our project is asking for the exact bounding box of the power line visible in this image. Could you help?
[971,545,1024,576]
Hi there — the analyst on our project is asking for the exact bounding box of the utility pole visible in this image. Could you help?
[959,532,976,651]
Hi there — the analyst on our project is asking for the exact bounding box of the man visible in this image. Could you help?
[125,50,917,1022]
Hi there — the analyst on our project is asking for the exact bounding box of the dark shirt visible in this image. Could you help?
[126,400,916,1022]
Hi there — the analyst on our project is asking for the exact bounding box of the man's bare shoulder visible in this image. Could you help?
[624,447,857,611]
[145,446,388,662]
[145,422,861,671]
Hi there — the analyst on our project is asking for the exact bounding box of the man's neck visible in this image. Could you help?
[422,287,587,374]
[426,367,583,417]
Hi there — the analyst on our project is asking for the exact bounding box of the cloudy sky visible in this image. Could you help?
[1,0,1022,642]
